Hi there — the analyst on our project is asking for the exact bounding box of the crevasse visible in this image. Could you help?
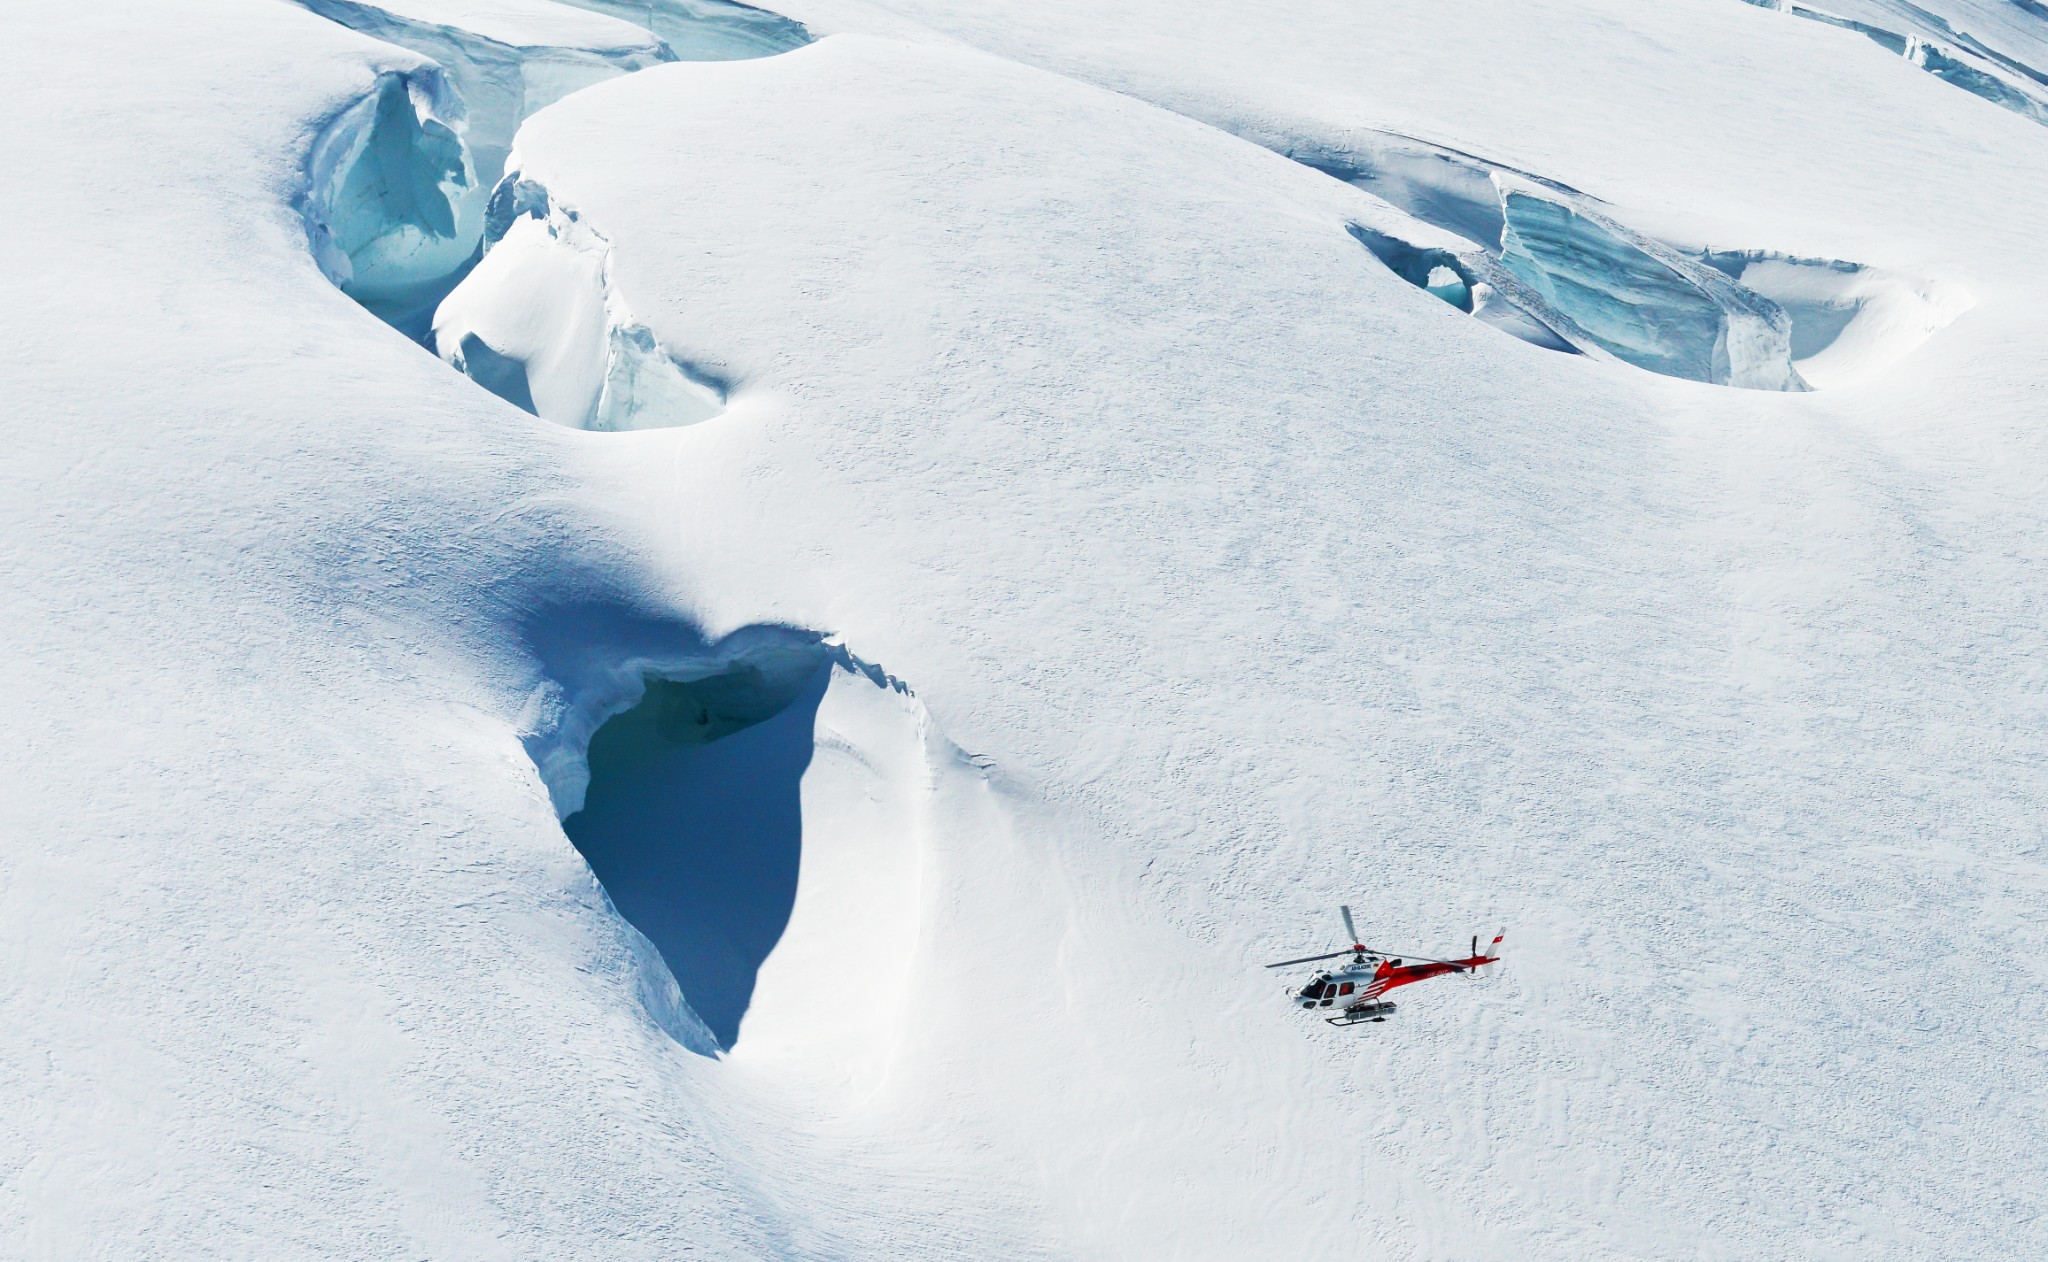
[294,0,809,339]
[301,67,483,335]
[1314,129,1961,390]
[1498,192,1806,391]
[297,0,673,192]
[551,0,809,60]
[1740,0,2048,129]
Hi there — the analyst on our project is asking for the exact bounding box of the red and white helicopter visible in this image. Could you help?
[1267,906,1505,1026]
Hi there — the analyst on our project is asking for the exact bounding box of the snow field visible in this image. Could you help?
[1,0,2045,1257]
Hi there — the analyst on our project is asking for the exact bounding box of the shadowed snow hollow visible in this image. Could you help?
[523,626,926,1071]
[1697,249,1973,389]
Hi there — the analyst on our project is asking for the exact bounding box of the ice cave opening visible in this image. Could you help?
[563,653,833,1051]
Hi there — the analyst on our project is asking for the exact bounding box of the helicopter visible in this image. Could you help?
[1266,906,1505,1026]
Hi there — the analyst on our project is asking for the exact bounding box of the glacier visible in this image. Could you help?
[3,0,2046,1257]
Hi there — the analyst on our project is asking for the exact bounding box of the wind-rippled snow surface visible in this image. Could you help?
[2,0,2044,1257]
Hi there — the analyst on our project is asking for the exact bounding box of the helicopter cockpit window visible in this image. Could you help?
[1301,981,1325,1000]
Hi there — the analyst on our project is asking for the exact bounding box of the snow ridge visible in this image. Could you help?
[434,172,728,429]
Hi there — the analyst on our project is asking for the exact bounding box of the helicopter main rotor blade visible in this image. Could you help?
[1358,948,1464,966]
[1264,949,1359,969]
[1340,905,1359,945]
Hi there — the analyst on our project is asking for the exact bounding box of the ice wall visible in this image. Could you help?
[1314,128,1964,390]
[295,0,671,190]
[551,0,810,60]
[301,67,482,336]
[1499,192,1806,390]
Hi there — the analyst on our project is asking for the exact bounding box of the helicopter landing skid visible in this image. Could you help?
[1327,1001,1396,1027]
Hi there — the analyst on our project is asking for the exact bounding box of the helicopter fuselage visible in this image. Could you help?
[1267,918,1506,1024]
[1292,952,1491,1012]
[1293,964,1376,1011]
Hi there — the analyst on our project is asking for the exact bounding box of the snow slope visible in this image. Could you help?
[2,0,2045,1257]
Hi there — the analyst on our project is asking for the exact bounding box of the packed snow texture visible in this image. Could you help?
[5,0,2047,1258]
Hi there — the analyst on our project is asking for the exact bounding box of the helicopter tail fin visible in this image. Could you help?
[1472,928,1506,978]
